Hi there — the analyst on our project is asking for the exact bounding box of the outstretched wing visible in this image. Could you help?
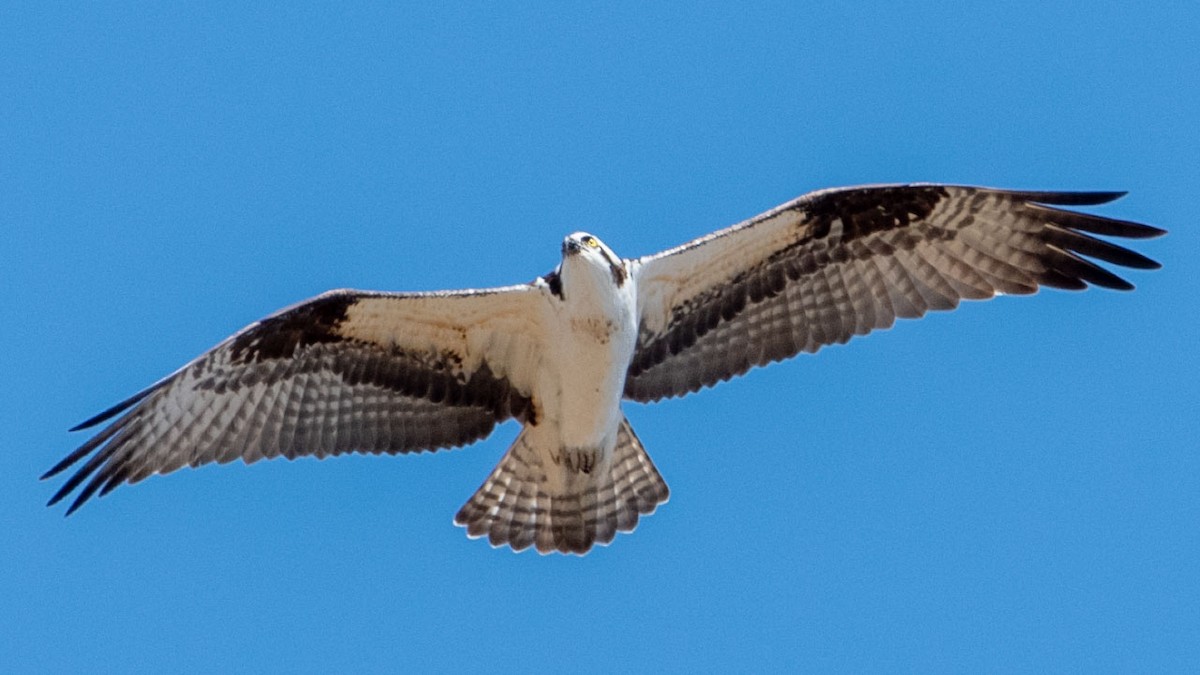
[626,184,1164,402]
[45,285,547,513]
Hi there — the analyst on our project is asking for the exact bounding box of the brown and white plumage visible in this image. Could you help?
[45,289,542,510]
[46,183,1162,555]
[626,185,1162,400]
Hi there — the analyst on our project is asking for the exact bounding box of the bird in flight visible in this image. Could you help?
[45,184,1163,555]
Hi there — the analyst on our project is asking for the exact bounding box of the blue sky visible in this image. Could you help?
[3,2,1197,671]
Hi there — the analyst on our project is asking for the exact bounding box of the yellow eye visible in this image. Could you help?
[585,237,600,249]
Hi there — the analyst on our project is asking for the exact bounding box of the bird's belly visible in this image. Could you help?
[542,314,636,451]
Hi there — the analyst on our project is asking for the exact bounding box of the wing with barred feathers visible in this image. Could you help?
[45,285,547,514]
[626,184,1164,402]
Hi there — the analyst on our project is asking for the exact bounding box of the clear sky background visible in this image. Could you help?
[3,2,1197,672]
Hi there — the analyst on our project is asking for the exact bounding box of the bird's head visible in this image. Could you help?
[559,232,628,289]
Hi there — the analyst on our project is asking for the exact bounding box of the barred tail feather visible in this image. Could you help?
[454,417,669,555]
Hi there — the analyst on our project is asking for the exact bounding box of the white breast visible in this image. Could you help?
[536,259,638,452]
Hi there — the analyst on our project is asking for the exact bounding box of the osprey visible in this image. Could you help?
[45,184,1163,554]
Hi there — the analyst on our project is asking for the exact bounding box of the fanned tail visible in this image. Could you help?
[454,417,669,555]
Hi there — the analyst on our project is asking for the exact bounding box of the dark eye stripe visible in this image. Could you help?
[606,250,618,265]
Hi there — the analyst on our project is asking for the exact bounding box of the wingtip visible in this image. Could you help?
[42,457,75,481]
[69,384,160,432]
[1116,223,1168,241]
[70,406,125,432]
[45,480,90,515]
[1018,190,1128,206]
[45,486,68,508]
[1139,224,1169,239]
